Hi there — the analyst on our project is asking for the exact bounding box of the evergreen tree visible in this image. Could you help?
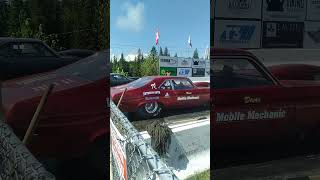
[0,1,9,36]
[164,47,170,56]
[193,48,199,59]
[159,47,163,56]
[174,53,178,57]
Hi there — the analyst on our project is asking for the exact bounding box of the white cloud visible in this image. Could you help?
[116,2,145,32]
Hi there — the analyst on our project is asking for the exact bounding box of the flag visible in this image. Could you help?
[188,35,192,47]
[156,31,159,45]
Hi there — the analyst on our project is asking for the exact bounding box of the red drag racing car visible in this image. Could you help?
[111,76,210,119]
[1,51,109,175]
[268,64,320,81]
[211,48,320,148]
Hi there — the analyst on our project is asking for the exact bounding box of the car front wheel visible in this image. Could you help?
[137,102,162,119]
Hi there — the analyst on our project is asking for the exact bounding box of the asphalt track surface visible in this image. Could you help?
[128,106,210,132]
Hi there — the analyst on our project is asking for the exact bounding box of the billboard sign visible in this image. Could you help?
[304,21,320,48]
[262,0,306,21]
[215,0,262,19]
[177,68,192,77]
[178,58,192,67]
[307,0,320,21]
[159,56,178,67]
[262,21,304,48]
[213,19,261,48]
[192,68,206,77]
[160,67,177,76]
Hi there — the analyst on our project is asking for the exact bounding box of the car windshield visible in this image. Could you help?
[54,51,109,81]
[126,77,153,88]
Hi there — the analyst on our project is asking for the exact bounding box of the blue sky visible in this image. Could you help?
[110,0,210,61]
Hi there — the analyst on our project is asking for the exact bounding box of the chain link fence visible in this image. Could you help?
[0,120,55,180]
[110,101,178,180]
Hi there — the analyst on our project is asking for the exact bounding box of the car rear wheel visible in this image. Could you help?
[137,102,162,119]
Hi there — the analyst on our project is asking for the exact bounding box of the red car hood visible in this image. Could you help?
[1,73,88,115]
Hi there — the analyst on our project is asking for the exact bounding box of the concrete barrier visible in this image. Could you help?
[140,119,210,179]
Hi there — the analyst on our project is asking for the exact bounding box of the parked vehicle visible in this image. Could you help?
[211,48,320,147]
[268,64,320,81]
[1,50,109,177]
[58,49,96,59]
[111,76,210,119]
[0,38,81,80]
[110,73,137,87]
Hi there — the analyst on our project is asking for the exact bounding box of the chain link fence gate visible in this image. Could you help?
[0,120,55,180]
[110,101,178,180]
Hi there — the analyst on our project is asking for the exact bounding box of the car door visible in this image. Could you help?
[212,56,295,147]
[158,79,177,108]
[171,78,200,108]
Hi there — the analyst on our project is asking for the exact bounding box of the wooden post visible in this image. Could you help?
[117,88,127,108]
[23,84,54,145]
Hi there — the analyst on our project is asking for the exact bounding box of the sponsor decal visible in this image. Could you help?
[151,83,157,89]
[165,92,170,98]
[244,96,261,104]
[143,91,161,96]
[177,96,200,101]
[216,109,287,122]
[228,0,252,9]
[145,96,160,100]
[220,25,255,43]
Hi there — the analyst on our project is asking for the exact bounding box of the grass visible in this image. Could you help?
[185,170,211,180]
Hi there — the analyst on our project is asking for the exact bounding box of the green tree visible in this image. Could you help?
[164,47,170,56]
[141,47,159,76]
[193,48,199,59]
[0,2,9,36]
[159,47,163,56]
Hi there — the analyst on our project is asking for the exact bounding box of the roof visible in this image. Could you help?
[0,37,43,46]
[210,48,254,56]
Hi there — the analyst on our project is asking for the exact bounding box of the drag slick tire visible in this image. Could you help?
[136,101,162,119]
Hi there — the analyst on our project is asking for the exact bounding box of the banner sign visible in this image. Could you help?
[214,19,261,48]
[159,56,178,67]
[262,0,306,21]
[192,68,206,77]
[304,21,320,48]
[178,58,192,67]
[307,0,320,21]
[111,120,128,180]
[192,59,206,68]
[215,0,262,19]
[177,68,192,77]
[262,21,304,48]
[160,67,177,76]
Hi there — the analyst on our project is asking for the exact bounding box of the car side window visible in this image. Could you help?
[8,42,55,57]
[160,80,172,90]
[212,58,274,89]
[172,79,194,90]
[0,44,8,57]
